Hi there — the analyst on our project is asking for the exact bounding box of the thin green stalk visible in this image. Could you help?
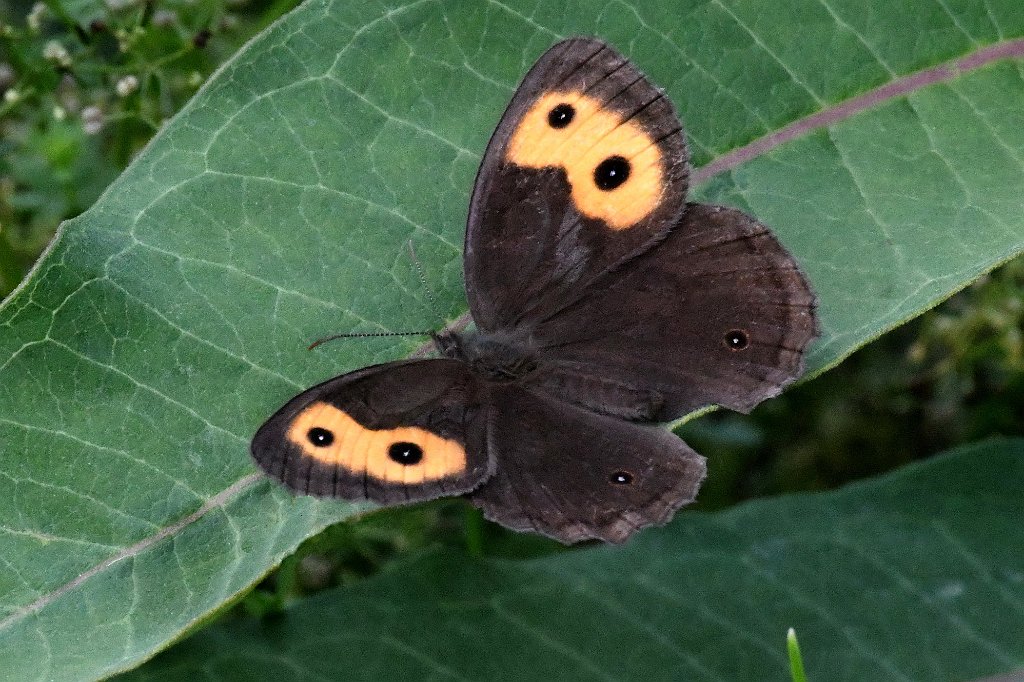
[788,628,808,682]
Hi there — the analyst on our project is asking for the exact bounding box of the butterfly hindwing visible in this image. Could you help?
[465,37,689,332]
[470,385,706,544]
[251,359,492,504]
[527,203,817,420]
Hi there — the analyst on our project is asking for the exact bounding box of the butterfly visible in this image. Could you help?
[251,37,817,544]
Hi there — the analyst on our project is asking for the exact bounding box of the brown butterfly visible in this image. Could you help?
[251,37,817,544]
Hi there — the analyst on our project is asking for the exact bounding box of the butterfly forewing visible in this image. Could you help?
[465,37,689,332]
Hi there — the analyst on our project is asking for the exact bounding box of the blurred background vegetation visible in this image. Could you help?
[2,0,1021,612]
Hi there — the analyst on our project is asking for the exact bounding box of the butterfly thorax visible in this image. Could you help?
[434,329,539,382]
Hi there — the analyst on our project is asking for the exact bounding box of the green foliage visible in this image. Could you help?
[0,0,298,297]
[0,0,1022,680]
[122,440,1024,681]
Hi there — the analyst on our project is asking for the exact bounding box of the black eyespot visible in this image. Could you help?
[610,470,634,485]
[307,427,334,447]
[388,441,423,465]
[547,103,575,128]
[725,329,750,350]
[594,156,630,190]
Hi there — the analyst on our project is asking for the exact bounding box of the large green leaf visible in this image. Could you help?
[1,0,1022,678]
[121,438,1024,682]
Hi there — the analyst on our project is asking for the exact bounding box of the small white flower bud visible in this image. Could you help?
[115,74,139,97]
[27,3,47,33]
[43,40,72,68]
[152,10,177,27]
[0,63,14,90]
[82,105,103,134]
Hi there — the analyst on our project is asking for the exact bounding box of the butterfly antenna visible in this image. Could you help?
[308,241,443,352]
[408,240,444,325]
[308,330,430,351]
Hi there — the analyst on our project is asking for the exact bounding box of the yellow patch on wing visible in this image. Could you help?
[285,401,467,483]
[506,91,664,230]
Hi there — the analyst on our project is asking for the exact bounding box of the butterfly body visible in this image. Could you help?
[252,38,817,544]
[432,329,540,383]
